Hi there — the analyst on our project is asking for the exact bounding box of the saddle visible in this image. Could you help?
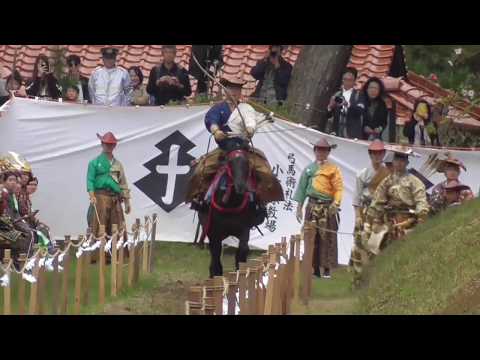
[185,147,284,204]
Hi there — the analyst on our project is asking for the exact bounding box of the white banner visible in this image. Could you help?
[1,98,479,264]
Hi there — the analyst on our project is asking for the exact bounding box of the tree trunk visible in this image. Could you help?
[286,45,352,131]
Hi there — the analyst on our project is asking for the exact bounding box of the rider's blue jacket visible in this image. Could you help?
[204,101,232,133]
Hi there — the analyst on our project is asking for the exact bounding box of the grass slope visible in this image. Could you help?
[357,198,480,315]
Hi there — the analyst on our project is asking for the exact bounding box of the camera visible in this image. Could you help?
[334,95,344,105]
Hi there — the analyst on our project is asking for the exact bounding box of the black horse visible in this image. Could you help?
[196,149,266,278]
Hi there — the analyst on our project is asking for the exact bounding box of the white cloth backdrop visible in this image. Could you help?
[1,98,479,264]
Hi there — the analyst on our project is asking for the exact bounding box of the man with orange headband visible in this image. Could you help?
[87,132,131,238]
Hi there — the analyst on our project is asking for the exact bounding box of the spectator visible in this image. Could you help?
[403,100,440,146]
[359,77,388,140]
[189,45,223,96]
[64,85,80,103]
[64,55,90,103]
[327,67,363,139]
[88,47,131,106]
[128,66,149,106]
[251,45,293,106]
[25,54,61,99]
[147,45,192,106]
[0,70,27,106]
[26,177,38,196]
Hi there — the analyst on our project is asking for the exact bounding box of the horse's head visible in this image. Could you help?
[227,150,250,195]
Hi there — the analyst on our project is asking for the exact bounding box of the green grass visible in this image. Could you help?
[357,198,480,315]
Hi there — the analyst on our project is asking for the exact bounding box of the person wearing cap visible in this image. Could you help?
[429,155,474,214]
[365,146,430,256]
[349,140,390,277]
[88,47,132,106]
[250,45,293,106]
[146,45,192,106]
[293,138,344,279]
[87,132,131,238]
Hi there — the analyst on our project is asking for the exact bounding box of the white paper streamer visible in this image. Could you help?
[116,241,123,250]
[280,257,287,265]
[76,248,83,259]
[25,258,36,271]
[45,258,55,272]
[0,273,10,287]
[58,253,65,263]
[104,239,112,253]
[38,257,46,268]
[22,273,37,284]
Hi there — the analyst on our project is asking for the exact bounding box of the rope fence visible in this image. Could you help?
[0,213,158,315]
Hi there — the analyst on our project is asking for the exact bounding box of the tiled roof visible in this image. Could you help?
[1,44,479,129]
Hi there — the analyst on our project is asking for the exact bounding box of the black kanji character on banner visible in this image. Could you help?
[283,200,294,212]
[267,205,278,220]
[287,164,296,176]
[288,153,296,164]
[135,131,195,213]
[272,164,284,179]
[285,188,293,200]
[286,177,297,189]
[265,219,277,233]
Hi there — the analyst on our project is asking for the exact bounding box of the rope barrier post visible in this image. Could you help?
[3,250,11,315]
[285,235,296,314]
[28,247,40,315]
[186,286,203,315]
[259,254,269,314]
[127,225,136,288]
[301,231,313,304]
[264,247,277,315]
[272,245,284,315]
[238,263,248,315]
[17,253,27,315]
[73,236,84,315]
[246,261,257,315]
[226,272,238,315]
[148,213,157,273]
[60,236,71,315]
[111,224,118,298]
[135,219,142,284]
[250,259,263,315]
[142,217,149,275]
[118,230,125,293]
[99,227,106,307]
[51,244,60,315]
[213,276,224,315]
[82,234,92,307]
[203,294,216,316]
[37,250,48,315]
[293,235,301,304]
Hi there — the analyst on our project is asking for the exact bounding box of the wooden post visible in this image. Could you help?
[3,250,11,315]
[246,261,257,315]
[285,235,296,314]
[99,226,106,307]
[203,295,216,316]
[127,226,136,288]
[186,286,203,315]
[74,236,84,315]
[28,251,40,315]
[117,231,125,293]
[148,213,157,273]
[213,277,224,315]
[111,224,118,298]
[142,217,149,275]
[301,231,313,303]
[60,236,71,315]
[226,272,238,315]
[51,248,60,315]
[17,253,27,315]
[293,235,301,303]
[134,219,141,284]
[252,259,265,315]
[238,263,248,315]
[82,246,91,306]
[37,252,47,315]
[264,250,277,315]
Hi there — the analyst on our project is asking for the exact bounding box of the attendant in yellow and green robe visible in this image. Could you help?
[294,138,343,279]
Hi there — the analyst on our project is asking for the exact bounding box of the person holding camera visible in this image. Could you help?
[250,45,293,106]
[25,54,61,99]
[327,67,363,139]
[146,45,192,106]
[64,55,90,103]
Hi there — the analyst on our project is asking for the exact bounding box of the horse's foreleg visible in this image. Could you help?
[235,230,250,271]
[209,237,223,278]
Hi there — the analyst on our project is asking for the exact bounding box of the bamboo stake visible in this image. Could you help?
[264,246,277,315]
[142,217,149,275]
[133,219,141,284]
[3,250,11,315]
[117,231,125,293]
[293,235,301,303]
[51,248,60,315]
[98,225,106,306]
[37,252,47,315]
[213,276,224,315]
[60,236,71,315]
[302,231,313,304]
[73,236,84,315]
[246,261,257,315]
[82,246,91,306]
[127,225,136,288]
[187,286,203,315]
[226,272,238,315]
[28,249,40,315]
[238,263,248,315]
[17,253,27,315]
[111,224,118,298]
[148,213,157,273]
